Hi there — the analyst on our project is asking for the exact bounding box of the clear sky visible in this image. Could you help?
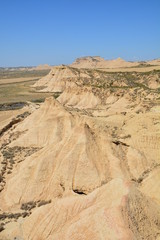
[0,0,160,67]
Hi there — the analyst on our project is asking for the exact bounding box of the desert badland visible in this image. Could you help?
[0,57,160,240]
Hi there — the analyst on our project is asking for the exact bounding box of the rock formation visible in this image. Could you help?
[0,58,160,239]
[70,56,140,69]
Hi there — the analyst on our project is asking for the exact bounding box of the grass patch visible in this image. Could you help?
[0,69,50,79]
[0,80,53,104]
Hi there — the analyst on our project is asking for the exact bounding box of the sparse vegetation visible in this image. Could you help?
[53,92,62,99]
[21,201,36,211]
[37,200,52,207]
[0,146,41,192]
[79,69,160,93]
[0,224,5,232]
[21,199,51,210]
[0,199,52,233]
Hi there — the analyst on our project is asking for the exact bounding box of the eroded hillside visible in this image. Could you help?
[0,64,160,240]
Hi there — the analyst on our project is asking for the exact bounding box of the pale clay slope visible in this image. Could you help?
[0,57,160,239]
[0,96,160,239]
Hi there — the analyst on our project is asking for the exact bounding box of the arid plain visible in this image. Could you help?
[0,57,160,240]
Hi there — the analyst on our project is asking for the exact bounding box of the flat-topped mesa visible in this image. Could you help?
[71,56,107,68]
[74,56,103,61]
[72,56,105,64]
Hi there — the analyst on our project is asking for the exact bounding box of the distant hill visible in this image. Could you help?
[35,64,52,70]
[70,56,140,68]
[70,56,160,69]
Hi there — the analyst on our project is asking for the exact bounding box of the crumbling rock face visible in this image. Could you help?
[33,65,160,113]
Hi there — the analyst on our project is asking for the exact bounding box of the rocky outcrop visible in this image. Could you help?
[33,65,160,112]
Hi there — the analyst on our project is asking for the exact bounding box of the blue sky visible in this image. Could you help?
[0,0,160,67]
